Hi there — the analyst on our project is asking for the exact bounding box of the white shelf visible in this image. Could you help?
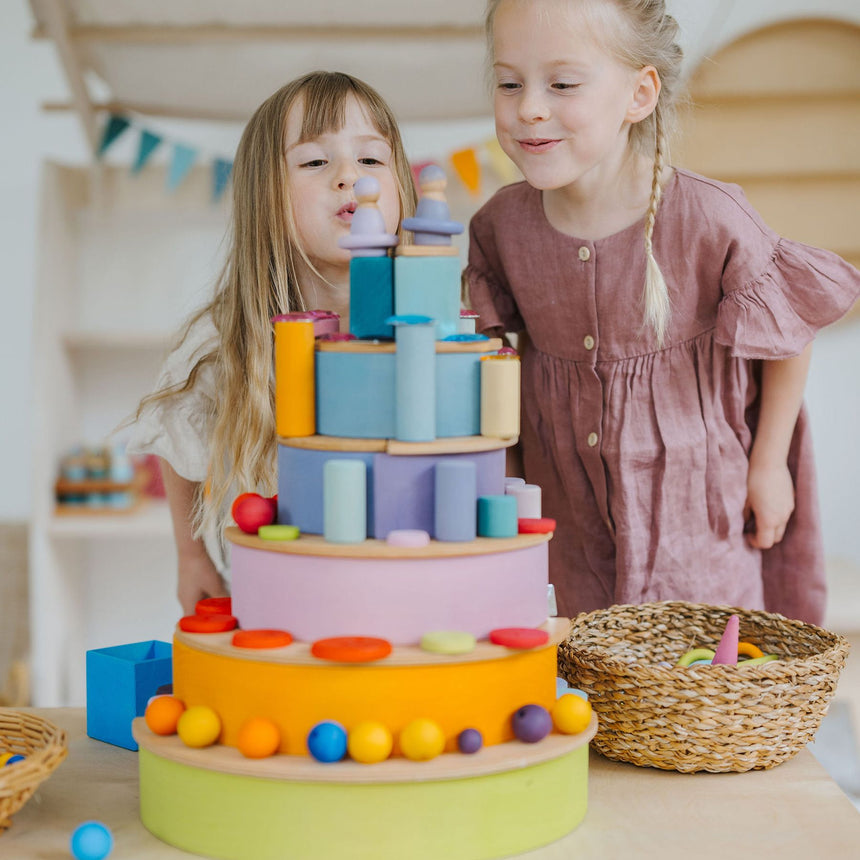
[62,331,172,351]
[48,500,173,539]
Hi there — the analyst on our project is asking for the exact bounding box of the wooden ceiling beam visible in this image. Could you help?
[39,0,100,156]
[31,22,484,44]
[42,99,250,123]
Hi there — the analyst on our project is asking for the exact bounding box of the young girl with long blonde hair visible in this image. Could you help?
[129,71,417,614]
[466,0,860,623]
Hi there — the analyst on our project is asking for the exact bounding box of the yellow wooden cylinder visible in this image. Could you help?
[480,355,520,438]
[275,319,315,437]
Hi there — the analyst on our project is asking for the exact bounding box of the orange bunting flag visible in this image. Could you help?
[450,147,481,196]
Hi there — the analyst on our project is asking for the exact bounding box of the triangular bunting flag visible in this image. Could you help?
[167,143,198,192]
[483,137,520,185]
[212,158,233,202]
[450,148,481,196]
[97,114,131,158]
[132,129,163,174]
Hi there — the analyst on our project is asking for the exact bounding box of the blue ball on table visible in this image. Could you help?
[70,820,114,860]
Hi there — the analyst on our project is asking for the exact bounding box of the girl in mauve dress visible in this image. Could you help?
[466,0,860,623]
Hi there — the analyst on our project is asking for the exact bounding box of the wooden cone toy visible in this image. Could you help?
[712,614,740,665]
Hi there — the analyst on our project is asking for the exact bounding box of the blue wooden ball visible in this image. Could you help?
[511,704,552,743]
[70,821,114,860]
[307,720,348,763]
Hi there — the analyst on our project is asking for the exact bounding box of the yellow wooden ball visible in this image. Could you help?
[177,705,222,748]
[551,693,593,735]
[347,720,393,764]
[399,718,446,761]
[237,717,281,759]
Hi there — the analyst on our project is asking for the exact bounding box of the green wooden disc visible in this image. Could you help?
[258,525,300,541]
[419,631,477,655]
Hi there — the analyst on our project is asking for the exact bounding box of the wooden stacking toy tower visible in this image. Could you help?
[132,167,597,860]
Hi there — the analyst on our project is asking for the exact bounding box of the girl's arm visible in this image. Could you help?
[744,342,813,549]
[159,458,229,615]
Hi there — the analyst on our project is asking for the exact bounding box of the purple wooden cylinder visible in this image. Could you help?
[434,460,477,542]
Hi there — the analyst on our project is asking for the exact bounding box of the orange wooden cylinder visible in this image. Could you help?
[275,319,316,437]
[172,637,557,756]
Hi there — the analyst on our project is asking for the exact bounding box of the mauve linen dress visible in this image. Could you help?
[465,169,860,624]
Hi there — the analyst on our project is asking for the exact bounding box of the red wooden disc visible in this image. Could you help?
[310,636,392,663]
[195,596,233,616]
[232,629,294,649]
[489,627,550,649]
[518,518,557,534]
[179,614,238,633]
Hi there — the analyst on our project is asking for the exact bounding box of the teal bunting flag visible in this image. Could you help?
[167,143,198,192]
[97,114,131,158]
[212,158,233,202]
[132,129,163,174]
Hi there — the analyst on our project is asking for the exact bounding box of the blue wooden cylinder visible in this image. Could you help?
[477,494,519,538]
[388,315,436,442]
[323,459,367,544]
[434,460,478,541]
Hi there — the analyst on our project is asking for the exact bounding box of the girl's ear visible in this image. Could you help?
[627,65,661,124]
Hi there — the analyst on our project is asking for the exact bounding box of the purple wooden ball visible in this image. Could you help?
[457,728,483,754]
[511,704,552,743]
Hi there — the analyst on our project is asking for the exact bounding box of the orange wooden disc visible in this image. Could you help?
[232,629,294,649]
[310,636,392,663]
[489,627,550,649]
[179,614,238,633]
[195,597,233,616]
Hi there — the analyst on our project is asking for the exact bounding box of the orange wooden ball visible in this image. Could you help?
[145,695,186,736]
[237,716,281,759]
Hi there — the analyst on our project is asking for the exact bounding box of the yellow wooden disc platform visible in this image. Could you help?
[315,337,502,354]
[225,526,549,559]
[277,433,518,455]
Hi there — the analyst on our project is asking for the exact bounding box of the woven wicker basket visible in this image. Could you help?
[0,709,68,832]
[558,601,850,773]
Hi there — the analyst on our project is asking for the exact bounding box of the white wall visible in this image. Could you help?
[2,1,859,570]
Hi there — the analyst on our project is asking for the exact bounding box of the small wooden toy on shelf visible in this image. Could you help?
[54,443,153,515]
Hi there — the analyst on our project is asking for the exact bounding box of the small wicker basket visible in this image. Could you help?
[558,601,850,773]
[0,709,68,832]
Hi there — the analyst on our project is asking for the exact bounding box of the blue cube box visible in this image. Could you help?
[86,640,172,750]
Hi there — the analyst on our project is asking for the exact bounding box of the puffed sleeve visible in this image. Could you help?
[715,202,860,360]
[464,205,525,337]
[125,313,219,482]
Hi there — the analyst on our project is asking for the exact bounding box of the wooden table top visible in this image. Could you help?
[3,708,859,859]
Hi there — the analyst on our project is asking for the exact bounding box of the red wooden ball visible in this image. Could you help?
[232,493,276,534]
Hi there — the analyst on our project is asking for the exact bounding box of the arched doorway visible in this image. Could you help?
[676,18,860,321]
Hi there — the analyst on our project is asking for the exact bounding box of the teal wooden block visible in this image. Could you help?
[349,256,394,339]
[86,640,172,750]
[477,495,519,538]
[394,255,461,339]
[436,351,482,436]
[316,351,396,437]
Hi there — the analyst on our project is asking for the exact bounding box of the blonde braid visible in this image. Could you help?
[641,103,670,346]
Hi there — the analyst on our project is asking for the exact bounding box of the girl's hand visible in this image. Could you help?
[743,461,795,549]
[177,551,230,616]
